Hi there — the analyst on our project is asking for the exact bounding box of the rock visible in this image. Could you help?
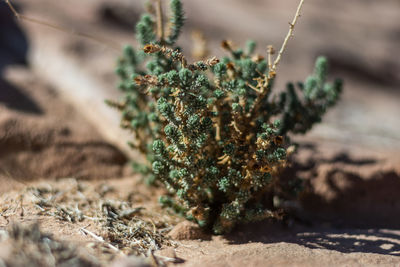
[168,221,210,240]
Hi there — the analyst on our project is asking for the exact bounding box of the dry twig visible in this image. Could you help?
[271,0,306,72]
[4,0,121,51]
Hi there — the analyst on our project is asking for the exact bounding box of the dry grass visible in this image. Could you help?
[0,223,99,267]
[0,178,181,266]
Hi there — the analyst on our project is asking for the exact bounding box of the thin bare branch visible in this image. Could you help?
[155,0,165,42]
[248,0,306,119]
[272,0,305,72]
[4,0,121,51]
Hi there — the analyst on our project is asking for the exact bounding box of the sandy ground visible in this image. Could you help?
[0,67,128,183]
[1,0,400,266]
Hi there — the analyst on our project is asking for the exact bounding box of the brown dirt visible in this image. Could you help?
[0,67,128,182]
[288,141,400,229]
[1,0,400,266]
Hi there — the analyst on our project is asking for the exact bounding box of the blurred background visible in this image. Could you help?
[0,0,399,227]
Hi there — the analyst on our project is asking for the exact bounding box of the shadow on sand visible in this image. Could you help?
[226,145,400,256]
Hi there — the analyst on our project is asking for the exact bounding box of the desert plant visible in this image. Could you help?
[108,0,342,234]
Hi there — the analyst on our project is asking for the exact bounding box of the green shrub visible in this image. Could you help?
[108,0,342,234]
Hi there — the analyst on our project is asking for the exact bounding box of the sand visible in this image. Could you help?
[0,67,128,184]
[1,0,400,266]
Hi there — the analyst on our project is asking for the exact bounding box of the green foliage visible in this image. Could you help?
[136,15,156,46]
[279,56,343,135]
[109,0,342,234]
[167,0,185,45]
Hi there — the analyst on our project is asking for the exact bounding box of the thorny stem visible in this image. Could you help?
[155,0,165,42]
[249,0,305,119]
[272,0,305,72]
[4,0,121,51]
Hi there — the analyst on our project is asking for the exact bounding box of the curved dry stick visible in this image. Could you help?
[249,0,306,120]
[272,0,306,72]
[155,0,165,42]
[4,0,121,51]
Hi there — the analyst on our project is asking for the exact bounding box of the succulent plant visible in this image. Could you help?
[108,0,342,234]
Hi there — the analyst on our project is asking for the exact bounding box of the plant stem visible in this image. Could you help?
[272,0,306,72]
[155,0,165,42]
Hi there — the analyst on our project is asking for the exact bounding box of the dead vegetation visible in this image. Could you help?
[0,223,99,267]
[0,178,181,266]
